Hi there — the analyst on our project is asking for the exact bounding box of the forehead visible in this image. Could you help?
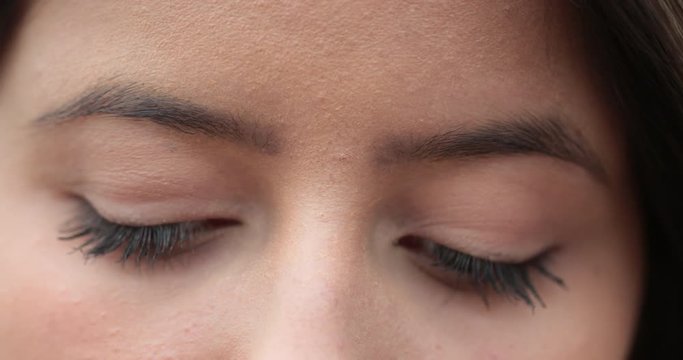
[5,1,599,142]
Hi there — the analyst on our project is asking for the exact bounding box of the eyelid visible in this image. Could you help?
[407,224,553,263]
[396,235,565,308]
[64,189,248,227]
[59,198,237,265]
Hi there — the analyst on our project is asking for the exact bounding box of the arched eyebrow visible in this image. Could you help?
[376,116,608,184]
[33,82,280,154]
[33,82,607,185]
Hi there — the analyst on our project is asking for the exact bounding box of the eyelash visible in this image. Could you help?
[397,235,564,308]
[60,202,563,307]
[59,202,227,265]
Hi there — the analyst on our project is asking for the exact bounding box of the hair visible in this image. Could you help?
[1,1,682,358]
[0,0,24,71]
[576,2,683,358]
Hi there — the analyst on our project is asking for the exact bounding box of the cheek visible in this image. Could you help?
[0,267,252,359]
[403,234,641,360]
[1,281,126,358]
[0,203,248,359]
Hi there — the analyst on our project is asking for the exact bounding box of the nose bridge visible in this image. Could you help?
[251,184,370,359]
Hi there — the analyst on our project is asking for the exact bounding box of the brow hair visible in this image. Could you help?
[34,82,280,154]
[378,115,608,184]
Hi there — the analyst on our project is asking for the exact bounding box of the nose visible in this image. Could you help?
[251,237,357,358]
[250,205,371,360]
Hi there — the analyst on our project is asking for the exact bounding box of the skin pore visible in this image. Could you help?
[0,1,643,359]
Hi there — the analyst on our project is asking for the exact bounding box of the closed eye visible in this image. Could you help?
[59,199,239,266]
[396,235,565,308]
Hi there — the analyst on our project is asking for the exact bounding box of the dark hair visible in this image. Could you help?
[1,1,682,358]
[0,0,24,71]
[576,2,683,358]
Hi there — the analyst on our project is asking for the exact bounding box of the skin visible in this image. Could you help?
[0,1,643,359]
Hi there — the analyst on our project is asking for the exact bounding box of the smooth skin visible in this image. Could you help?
[0,1,642,359]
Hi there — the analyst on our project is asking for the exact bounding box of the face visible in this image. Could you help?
[0,1,643,358]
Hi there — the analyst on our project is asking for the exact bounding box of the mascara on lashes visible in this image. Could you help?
[59,200,228,265]
[398,235,565,308]
[60,201,564,308]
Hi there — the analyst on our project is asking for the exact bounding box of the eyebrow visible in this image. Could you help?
[377,115,608,184]
[33,83,279,154]
[34,83,606,184]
